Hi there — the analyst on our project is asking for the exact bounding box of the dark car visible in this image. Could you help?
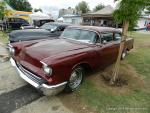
[9,26,134,96]
[40,22,71,32]
[9,22,71,43]
[8,29,58,43]
[33,19,54,27]
[6,18,30,30]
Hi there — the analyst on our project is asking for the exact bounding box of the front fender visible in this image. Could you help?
[41,52,91,84]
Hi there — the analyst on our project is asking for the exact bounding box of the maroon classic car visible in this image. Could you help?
[9,26,134,95]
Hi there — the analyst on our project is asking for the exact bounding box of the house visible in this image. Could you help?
[82,5,117,27]
[63,14,82,25]
[136,16,150,30]
[59,7,75,17]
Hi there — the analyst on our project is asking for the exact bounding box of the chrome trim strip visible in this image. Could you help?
[41,82,67,89]
[8,44,13,48]
[40,61,48,66]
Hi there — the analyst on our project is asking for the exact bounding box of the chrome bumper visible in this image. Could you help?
[10,58,67,96]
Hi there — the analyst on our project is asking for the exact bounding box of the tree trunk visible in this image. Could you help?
[110,20,129,84]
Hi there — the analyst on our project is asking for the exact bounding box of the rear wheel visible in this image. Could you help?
[65,66,84,92]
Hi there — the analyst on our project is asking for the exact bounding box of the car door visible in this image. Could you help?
[94,32,120,69]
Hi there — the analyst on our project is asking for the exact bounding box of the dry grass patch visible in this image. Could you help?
[88,62,146,95]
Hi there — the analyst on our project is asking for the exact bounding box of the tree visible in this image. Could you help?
[93,4,105,12]
[34,8,43,12]
[75,1,90,14]
[0,1,6,19]
[6,0,32,12]
[111,0,150,84]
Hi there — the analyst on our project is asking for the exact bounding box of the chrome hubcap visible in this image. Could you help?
[69,68,82,89]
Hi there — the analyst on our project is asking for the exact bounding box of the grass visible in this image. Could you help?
[126,32,150,78]
[0,31,9,44]
[77,81,150,113]
[75,32,150,113]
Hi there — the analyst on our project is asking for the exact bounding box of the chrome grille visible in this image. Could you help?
[17,63,46,85]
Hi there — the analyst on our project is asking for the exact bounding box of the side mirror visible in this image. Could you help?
[96,43,103,47]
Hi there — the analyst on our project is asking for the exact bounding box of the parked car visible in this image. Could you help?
[9,26,134,95]
[8,29,58,43]
[33,19,54,27]
[5,17,30,30]
[40,22,71,32]
[9,22,71,43]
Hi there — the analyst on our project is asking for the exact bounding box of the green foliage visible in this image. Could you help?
[0,1,6,19]
[113,0,149,30]
[6,0,32,11]
[75,1,90,14]
[34,8,43,12]
[93,4,105,12]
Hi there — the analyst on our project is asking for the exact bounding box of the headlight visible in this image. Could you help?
[41,62,52,76]
[8,46,15,55]
[21,26,24,29]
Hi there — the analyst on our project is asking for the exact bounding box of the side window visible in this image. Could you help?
[101,32,113,43]
[114,33,121,41]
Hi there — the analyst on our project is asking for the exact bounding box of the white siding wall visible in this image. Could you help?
[63,17,82,25]
[137,18,150,29]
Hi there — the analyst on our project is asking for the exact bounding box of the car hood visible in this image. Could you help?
[22,39,90,62]
[9,29,60,42]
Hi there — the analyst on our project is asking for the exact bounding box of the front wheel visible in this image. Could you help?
[65,66,84,92]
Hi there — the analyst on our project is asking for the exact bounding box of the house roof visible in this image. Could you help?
[29,11,51,20]
[63,14,81,18]
[82,5,114,18]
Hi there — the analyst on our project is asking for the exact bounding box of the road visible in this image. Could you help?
[0,45,73,113]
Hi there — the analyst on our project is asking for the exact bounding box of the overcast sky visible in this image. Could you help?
[28,0,116,18]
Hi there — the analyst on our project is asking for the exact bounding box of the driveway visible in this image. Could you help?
[0,45,73,113]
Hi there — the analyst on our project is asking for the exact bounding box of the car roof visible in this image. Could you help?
[67,25,121,33]
[44,22,72,26]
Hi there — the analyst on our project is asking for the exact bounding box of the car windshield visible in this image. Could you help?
[61,28,97,43]
[40,23,57,30]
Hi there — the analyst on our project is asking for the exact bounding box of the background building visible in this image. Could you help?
[59,7,75,17]
[82,6,116,27]
[63,14,82,25]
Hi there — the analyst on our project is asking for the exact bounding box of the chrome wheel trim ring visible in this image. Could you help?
[69,68,83,90]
